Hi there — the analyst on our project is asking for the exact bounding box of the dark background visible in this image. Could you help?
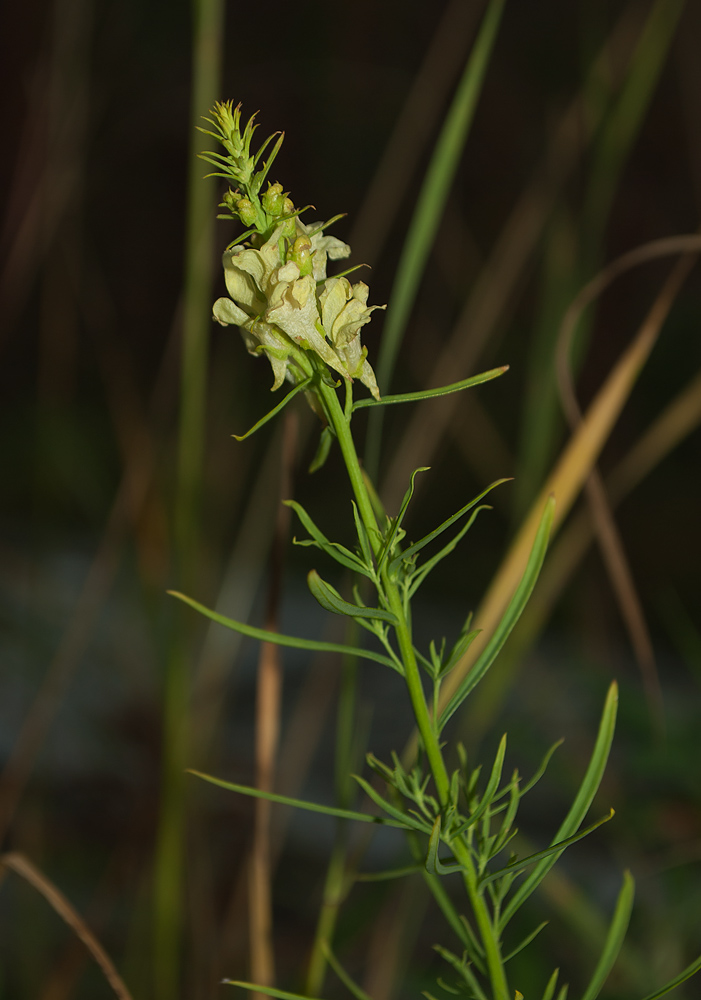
[1,0,701,998]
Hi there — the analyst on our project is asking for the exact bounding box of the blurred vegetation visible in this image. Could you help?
[1,0,701,998]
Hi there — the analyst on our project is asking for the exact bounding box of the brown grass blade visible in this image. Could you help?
[0,852,133,1000]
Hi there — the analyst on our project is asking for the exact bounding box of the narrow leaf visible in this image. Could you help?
[638,952,701,1000]
[355,863,423,882]
[426,817,463,875]
[307,571,397,624]
[580,871,634,1000]
[541,969,560,1000]
[353,367,508,410]
[309,426,334,473]
[390,480,511,575]
[285,500,371,576]
[499,682,618,928]
[377,467,430,573]
[168,590,396,669]
[232,378,312,440]
[439,496,555,730]
[188,770,407,828]
[352,775,431,833]
[320,942,374,1000]
[502,921,548,963]
[480,809,614,887]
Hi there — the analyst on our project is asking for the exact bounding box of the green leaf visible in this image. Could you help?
[309,425,335,473]
[408,507,490,599]
[188,770,408,828]
[638,952,701,1000]
[541,969,560,1000]
[390,480,511,576]
[355,863,423,882]
[353,367,509,411]
[232,378,312,440]
[376,467,430,573]
[454,734,507,836]
[499,681,618,929]
[480,809,614,887]
[320,942,374,1000]
[285,500,372,577]
[307,570,397,624]
[168,590,397,669]
[580,871,634,1000]
[426,817,463,876]
[502,921,548,963]
[352,774,431,833]
[438,496,555,730]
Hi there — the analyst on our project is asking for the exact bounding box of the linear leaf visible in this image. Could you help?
[580,871,634,1000]
[480,809,614,887]
[499,681,618,928]
[376,467,429,573]
[321,942,374,1000]
[232,378,312,440]
[390,480,510,575]
[168,590,396,669]
[408,506,490,599]
[188,770,407,828]
[353,367,508,410]
[502,921,548,963]
[352,775,431,833]
[285,500,371,576]
[426,817,463,875]
[638,951,701,1000]
[355,863,423,882]
[308,571,397,623]
[439,496,555,730]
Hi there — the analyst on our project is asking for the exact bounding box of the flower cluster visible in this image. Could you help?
[202,102,383,402]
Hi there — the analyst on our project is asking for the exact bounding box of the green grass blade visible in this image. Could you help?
[638,952,701,1000]
[438,496,555,730]
[365,0,506,479]
[321,941,374,1000]
[223,982,325,1000]
[188,769,408,828]
[499,682,618,929]
[232,378,312,440]
[168,590,397,669]
[353,367,508,411]
[580,871,635,1000]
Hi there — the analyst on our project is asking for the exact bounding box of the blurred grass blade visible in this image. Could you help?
[188,770,407,828]
[224,982,325,1000]
[0,852,134,1000]
[365,0,505,478]
[499,682,618,929]
[169,590,398,669]
[580,871,635,1000]
[321,941,374,1000]
[438,496,554,730]
[353,367,508,411]
[439,237,700,723]
[638,952,701,1000]
[155,1,225,996]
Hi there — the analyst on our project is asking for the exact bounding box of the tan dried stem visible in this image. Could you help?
[0,852,133,1000]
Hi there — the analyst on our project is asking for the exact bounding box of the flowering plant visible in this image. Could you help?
[169,102,701,1000]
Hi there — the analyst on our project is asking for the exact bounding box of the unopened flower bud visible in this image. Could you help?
[263,182,285,216]
[290,235,313,276]
[236,198,256,227]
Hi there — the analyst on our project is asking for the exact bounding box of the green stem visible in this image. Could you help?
[318,376,508,1000]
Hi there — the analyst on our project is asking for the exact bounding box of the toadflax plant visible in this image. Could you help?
[170,102,701,1000]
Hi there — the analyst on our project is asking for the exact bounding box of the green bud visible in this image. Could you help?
[262,182,285,217]
[236,197,257,227]
[289,235,313,276]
